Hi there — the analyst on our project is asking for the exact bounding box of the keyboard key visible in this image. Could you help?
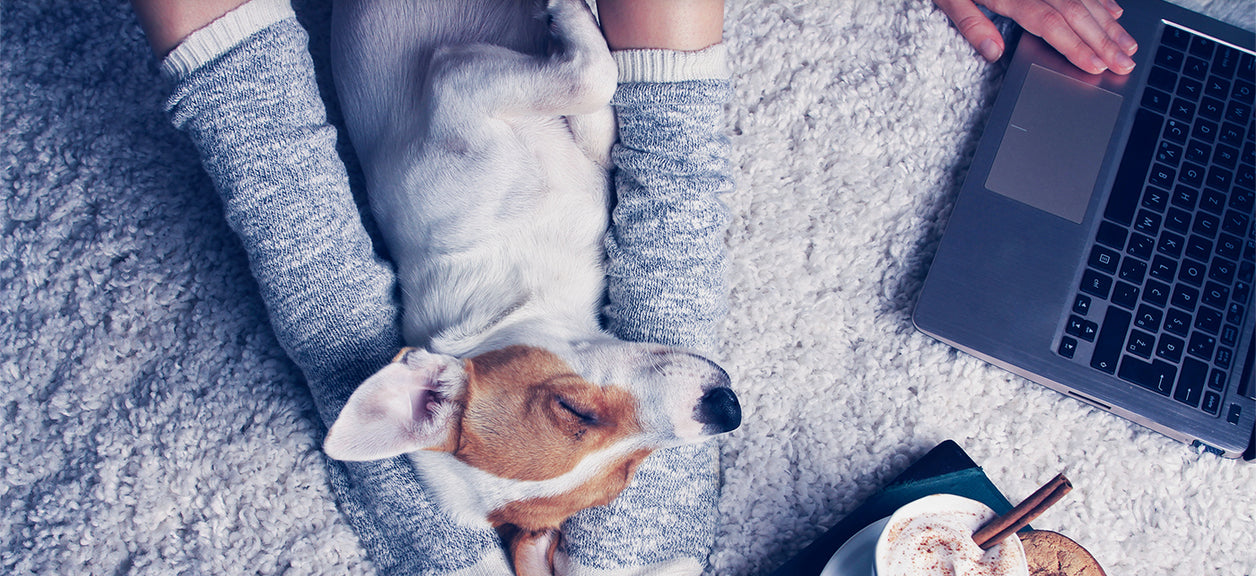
[1096,220,1128,249]
[1231,188,1253,212]
[1178,258,1207,285]
[1189,35,1215,59]
[1073,293,1092,316]
[1194,212,1221,238]
[1106,109,1163,225]
[1145,279,1172,307]
[1164,118,1190,143]
[1200,97,1225,121]
[1113,281,1140,309]
[1162,26,1191,51]
[1240,52,1255,81]
[1205,76,1231,99]
[1217,233,1243,259]
[1206,166,1233,192]
[1184,56,1209,79]
[1222,211,1249,236]
[1213,45,1239,77]
[1118,355,1175,395]
[1155,142,1183,168]
[1226,301,1245,325]
[1081,269,1114,298]
[1150,163,1177,188]
[1128,232,1156,259]
[1227,100,1252,125]
[1119,257,1147,284]
[1209,257,1237,284]
[1148,256,1176,282]
[1148,66,1179,91]
[1176,77,1203,100]
[1195,306,1223,334]
[1171,98,1197,120]
[1091,307,1131,373]
[1193,119,1219,143]
[1215,346,1233,369]
[1173,357,1208,407]
[1214,144,1240,169]
[1208,368,1227,391]
[1188,332,1216,360]
[1157,333,1186,362]
[1218,122,1245,147]
[1221,324,1241,347]
[1059,336,1078,359]
[1142,87,1172,113]
[1172,284,1200,310]
[1188,235,1215,260]
[1134,210,1162,236]
[1066,315,1099,341]
[1232,80,1254,101]
[1203,391,1223,414]
[1236,164,1254,191]
[1156,46,1186,70]
[1089,245,1121,274]
[1202,281,1229,308]
[1172,186,1198,209]
[1135,304,1164,332]
[1165,307,1192,335]
[1157,231,1185,258]
[1126,329,1156,358]
[1185,140,1212,164]
[1201,188,1227,214]
[1165,207,1193,233]
[1179,162,1207,187]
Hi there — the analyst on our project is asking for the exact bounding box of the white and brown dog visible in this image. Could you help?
[322,0,741,573]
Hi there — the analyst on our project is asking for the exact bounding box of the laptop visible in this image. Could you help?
[914,0,1256,459]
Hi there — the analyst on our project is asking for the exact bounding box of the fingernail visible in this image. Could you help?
[1116,52,1136,73]
[1090,55,1109,73]
[979,38,1003,62]
[1119,33,1138,55]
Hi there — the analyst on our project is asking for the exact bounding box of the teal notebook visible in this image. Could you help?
[769,440,1018,576]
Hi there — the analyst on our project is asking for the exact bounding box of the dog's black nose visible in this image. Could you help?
[696,386,741,434]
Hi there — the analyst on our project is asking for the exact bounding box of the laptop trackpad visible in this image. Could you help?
[985,64,1124,224]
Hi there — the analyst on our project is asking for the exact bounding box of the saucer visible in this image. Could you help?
[819,517,890,576]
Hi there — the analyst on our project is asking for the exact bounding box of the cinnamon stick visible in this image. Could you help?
[973,473,1072,550]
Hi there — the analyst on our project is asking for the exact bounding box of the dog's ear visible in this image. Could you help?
[323,349,466,461]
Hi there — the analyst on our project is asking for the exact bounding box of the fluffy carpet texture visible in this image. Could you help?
[2,1,1254,575]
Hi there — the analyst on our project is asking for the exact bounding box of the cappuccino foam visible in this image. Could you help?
[876,495,1027,576]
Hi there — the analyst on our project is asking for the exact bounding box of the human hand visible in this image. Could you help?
[933,0,1140,75]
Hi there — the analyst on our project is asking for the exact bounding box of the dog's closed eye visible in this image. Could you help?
[555,396,599,426]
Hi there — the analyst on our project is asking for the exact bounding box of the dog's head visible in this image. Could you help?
[323,341,740,529]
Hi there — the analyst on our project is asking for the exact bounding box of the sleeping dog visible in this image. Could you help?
[321,0,741,573]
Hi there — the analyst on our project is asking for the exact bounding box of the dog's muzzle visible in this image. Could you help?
[696,386,741,435]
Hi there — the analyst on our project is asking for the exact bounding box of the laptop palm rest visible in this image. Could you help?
[985,64,1124,224]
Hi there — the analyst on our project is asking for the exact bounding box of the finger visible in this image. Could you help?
[934,0,1006,62]
[1047,0,1138,72]
[998,0,1129,74]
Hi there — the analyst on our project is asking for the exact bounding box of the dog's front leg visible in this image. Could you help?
[510,528,560,576]
[427,0,615,123]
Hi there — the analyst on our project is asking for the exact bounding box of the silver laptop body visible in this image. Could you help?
[915,0,1256,458]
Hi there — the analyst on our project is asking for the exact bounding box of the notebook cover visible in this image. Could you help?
[768,440,1016,576]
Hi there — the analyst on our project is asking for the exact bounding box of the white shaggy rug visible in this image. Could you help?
[2,1,1254,575]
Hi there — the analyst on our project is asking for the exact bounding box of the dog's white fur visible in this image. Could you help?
[322,0,740,572]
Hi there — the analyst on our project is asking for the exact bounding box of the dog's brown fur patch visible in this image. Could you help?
[454,345,644,482]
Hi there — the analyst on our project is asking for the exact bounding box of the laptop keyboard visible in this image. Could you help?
[1057,24,1256,420]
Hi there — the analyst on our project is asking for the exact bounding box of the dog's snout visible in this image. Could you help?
[696,386,741,435]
